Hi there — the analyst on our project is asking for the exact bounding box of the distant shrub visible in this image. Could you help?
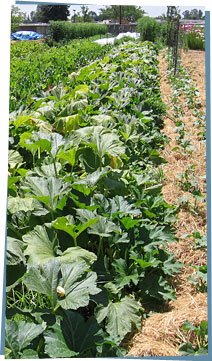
[50,21,107,42]
[160,21,169,45]
[137,16,160,43]
[183,26,205,50]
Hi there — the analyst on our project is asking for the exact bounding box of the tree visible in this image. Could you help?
[98,5,145,23]
[182,9,205,20]
[11,5,27,33]
[89,11,99,22]
[71,11,83,23]
[167,6,181,19]
[32,5,70,23]
[81,5,91,22]
[70,7,99,23]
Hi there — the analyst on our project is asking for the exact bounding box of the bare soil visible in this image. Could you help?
[127,49,207,357]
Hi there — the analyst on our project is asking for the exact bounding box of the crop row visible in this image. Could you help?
[6,41,183,358]
[10,39,112,112]
[49,21,107,42]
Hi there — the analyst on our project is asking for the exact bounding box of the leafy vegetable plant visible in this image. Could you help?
[6,40,183,357]
[179,320,208,356]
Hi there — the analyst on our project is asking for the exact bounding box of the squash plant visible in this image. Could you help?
[6,41,182,358]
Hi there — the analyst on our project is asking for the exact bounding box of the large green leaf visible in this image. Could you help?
[76,209,120,237]
[52,215,98,246]
[24,258,100,310]
[74,126,125,161]
[58,262,100,310]
[106,195,141,219]
[96,296,141,341]
[120,217,140,230]
[112,258,139,287]
[74,84,89,94]
[22,176,69,210]
[88,126,125,160]
[19,349,39,359]
[139,273,176,301]
[59,246,97,266]
[44,317,78,358]
[149,226,177,243]
[23,224,97,265]
[45,311,102,357]
[13,115,32,129]
[23,258,60,308]
[49,133,65,158]
[30,163,62,178]
[23,225,58,264]
[161,253,183,276]
[8,150,23,169]
[5,320,46,359]
[72,168,110,189]
[19,131,42,156]
[61,310,102,353]
[7,237,26,266]
[57,148,76,166]
[32,132,65,158]
[7,197,37,214]
[91,114,114,126]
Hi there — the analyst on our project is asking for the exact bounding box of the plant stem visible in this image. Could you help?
[50,209,55,221]
[97,236,103,257]
[73,236,78,247]
[53,304,60,313]
[53,157,58,178]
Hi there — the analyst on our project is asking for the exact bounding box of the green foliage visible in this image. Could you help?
[98,5,145,23]
[182,9,205,20]
[49,21,107,43]
[5,320,46,358]
[137,16,160,43]
[188,265,207,292]
[10,39,111,112]
[32,4,70,23]
[183,27,205,50]
[179,320,208,355]
[11,5,27,34]
[160,21,169,45]
[6,41,182,357]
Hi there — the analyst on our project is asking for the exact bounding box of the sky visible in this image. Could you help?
[16,2,206,19]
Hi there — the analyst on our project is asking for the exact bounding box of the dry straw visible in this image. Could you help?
[127,50,207,357]
[127,293,207,357]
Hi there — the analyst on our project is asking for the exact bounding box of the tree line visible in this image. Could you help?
[11,5,205,34]
[12,5,145,25]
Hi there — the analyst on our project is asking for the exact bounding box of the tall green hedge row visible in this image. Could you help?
[50,21,108,42]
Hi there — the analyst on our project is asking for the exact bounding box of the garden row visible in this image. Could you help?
[10,39,112,112]
[6,41,183,358]
[49,21,107,42]
[48,19,205,51]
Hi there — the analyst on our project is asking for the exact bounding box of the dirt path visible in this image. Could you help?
[127,50,207,357]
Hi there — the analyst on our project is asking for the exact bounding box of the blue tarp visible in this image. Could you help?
[11,31,44,41]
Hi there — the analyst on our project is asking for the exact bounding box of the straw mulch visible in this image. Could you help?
[127,49,207,357]
[128,293,207,357]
